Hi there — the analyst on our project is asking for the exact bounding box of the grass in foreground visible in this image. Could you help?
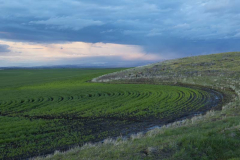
[34,103,240,160]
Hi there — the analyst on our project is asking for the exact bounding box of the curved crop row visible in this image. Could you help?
[0,84,222,121]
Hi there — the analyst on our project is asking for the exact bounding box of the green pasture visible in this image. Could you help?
[0,69,222,159]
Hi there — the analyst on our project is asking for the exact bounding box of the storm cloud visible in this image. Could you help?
[0,0,240,67]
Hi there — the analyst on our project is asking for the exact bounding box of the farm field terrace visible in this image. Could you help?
[0,69,225,159]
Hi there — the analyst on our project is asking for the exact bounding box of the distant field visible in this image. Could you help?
[0,69,225,159]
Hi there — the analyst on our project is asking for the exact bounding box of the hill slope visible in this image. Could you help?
[35,52,240,160]
[92,52,240,87]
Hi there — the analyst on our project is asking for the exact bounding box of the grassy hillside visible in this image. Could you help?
[33,52,240,160]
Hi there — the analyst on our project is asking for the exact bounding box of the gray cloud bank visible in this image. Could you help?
[1,0,240,65]
[0,44,10,53]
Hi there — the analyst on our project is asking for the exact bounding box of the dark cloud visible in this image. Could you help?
[1,0,240,66]
[0,44,10,53]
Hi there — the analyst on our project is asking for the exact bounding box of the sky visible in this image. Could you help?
[0,0,240,67]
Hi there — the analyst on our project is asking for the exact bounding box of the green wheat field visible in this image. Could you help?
[0,67,226,159]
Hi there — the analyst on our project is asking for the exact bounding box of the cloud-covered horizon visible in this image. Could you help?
[0,40,163,67]
[1,0,240,67]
